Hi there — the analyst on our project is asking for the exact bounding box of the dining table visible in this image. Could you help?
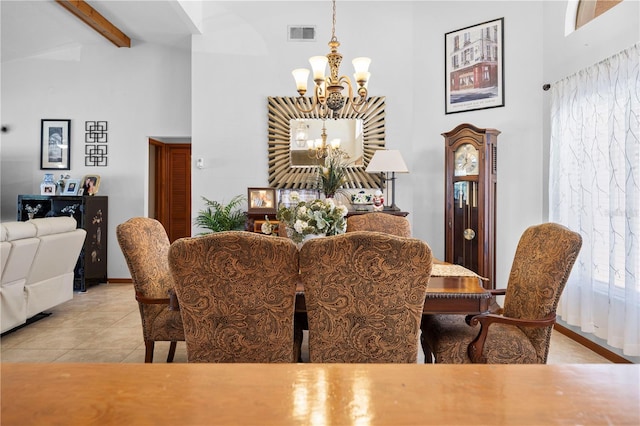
[295,262,492,316]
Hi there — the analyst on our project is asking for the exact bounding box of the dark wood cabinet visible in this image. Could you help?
[17,195,108,292]
[443,124,499,289]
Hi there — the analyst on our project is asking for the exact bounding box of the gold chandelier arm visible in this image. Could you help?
[337,75,369,114]
[294,98,316,114]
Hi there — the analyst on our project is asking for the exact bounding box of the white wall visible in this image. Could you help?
[2,1,637,286]
[1,1,191,280]
[192,1,545,288]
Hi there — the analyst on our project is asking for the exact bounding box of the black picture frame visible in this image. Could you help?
[445,18,504,114]
[41,119,71,170]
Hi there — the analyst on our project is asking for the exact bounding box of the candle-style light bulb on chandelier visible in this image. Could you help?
[291,0,372,118]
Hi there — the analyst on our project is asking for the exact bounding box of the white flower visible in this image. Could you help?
[294,219,308,233]
[290,191,300,202]
[261,221,273,235]
[277,198,348,243]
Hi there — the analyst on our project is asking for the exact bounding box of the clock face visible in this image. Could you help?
[454,143,479,176]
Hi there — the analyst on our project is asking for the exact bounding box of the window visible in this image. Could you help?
[575,0,622,29]
[550,43,639,357]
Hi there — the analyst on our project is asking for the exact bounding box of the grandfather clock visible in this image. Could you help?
[444,123,500,289]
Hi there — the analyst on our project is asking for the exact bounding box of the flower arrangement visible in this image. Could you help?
[319,149,350,198]
[24,204,42,215]
[25,203,42,219]
[61,203,80,216]
[275,192,348,243]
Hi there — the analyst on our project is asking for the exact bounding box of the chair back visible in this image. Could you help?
[116,218,184,345]
[503,223,582,362]
[117,217,174,300]
[168,231,299,363]
[300,231,432,363]
[346,213,411,237]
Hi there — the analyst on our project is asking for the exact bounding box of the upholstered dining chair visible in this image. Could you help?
[168,231,300,363]
[300,231,433,363]
[116,217,185,363]
[346,212,411,237]
[421,223,582,364]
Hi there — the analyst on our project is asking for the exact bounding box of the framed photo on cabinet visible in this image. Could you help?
[63,179,81,196]
[41,119,71,170]
[247,187,277,214]
[444,18,504,114]
[81,175,101,196]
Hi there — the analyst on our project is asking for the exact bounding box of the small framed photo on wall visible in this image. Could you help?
[41,119,71,170]
[247,187,277,214]
[444,18,504,114]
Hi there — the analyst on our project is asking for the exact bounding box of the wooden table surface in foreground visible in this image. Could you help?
[2,363,638,425]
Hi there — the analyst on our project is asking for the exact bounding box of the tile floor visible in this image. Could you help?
[0,283,611,364]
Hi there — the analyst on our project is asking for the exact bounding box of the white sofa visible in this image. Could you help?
[0,217,86,333]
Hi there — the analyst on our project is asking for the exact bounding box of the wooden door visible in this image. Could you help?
[150,139,191,242]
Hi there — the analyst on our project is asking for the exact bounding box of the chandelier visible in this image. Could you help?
[291,0,371,118]
[295,119,341,160]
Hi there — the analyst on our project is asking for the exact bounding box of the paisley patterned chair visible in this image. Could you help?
[421,223,582,364]
[300,231,433,363]
[346,212,411,237]
[116,217,185,363]
[168,231,299,363]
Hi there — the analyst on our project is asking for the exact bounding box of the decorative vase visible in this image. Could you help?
[303,233,325,243]
[40,173,56,195]
[27,213,35,220]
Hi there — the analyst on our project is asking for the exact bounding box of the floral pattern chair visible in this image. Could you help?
[421,223,582,364]
[168,231,299,363]
[346,212,411,237]
[300,231,433,363]
[116,217,185,363]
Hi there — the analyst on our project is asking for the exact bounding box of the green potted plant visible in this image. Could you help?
[318,149,349,198]
[195,195,246,234]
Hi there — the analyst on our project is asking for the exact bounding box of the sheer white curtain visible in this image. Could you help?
[549,43,639,357]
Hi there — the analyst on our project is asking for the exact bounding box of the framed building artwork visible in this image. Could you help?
[444,18,504,114]
[41,119,71,170]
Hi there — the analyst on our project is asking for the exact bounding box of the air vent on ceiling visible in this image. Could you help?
[288,26,316,42]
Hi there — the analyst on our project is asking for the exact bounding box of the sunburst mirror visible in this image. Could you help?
[267,96,386,189]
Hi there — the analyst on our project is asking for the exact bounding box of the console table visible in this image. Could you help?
[17,195,108,291]
[245,209,409,233]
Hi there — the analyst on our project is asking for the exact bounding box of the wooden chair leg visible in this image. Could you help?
[420,320,434,364]
[144,341,155,363]
[167,341,177,363]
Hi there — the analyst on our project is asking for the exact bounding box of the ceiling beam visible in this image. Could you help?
[55,0,131,48]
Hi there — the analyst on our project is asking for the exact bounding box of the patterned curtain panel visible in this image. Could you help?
[549,43,639,357]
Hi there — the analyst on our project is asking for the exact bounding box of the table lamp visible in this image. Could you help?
[365,149,409,211]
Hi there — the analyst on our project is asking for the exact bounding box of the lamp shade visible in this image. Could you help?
[365,149,409,173]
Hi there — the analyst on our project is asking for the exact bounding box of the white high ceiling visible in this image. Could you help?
[1,0,199,63]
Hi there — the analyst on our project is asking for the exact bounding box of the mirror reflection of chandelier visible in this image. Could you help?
[291,0,372,119]
[308,119,340,160]
[294,121,309,148]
